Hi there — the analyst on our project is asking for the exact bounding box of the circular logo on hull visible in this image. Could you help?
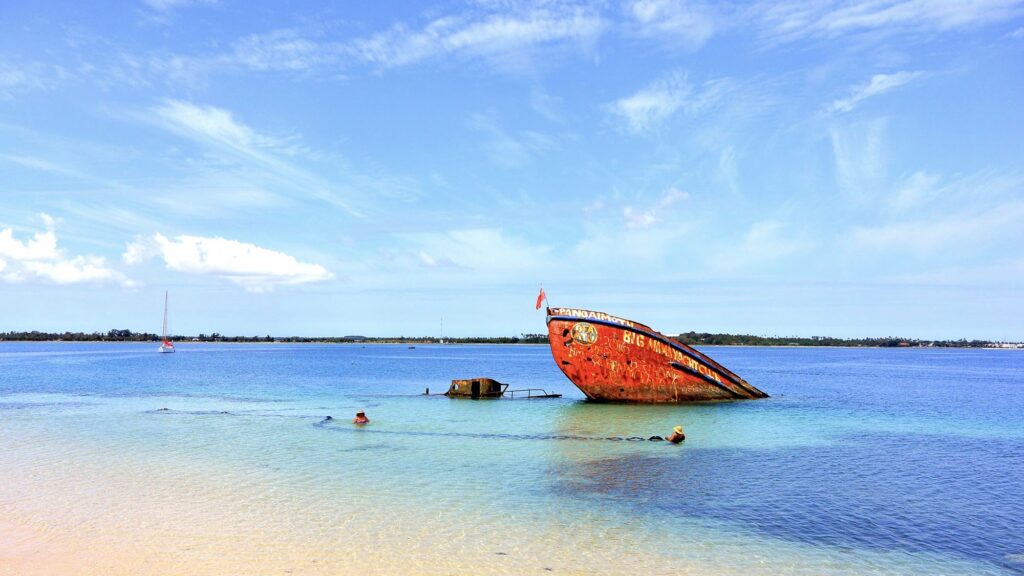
[571,322,598,346]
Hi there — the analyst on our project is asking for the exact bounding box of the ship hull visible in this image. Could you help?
[546,308,767,403]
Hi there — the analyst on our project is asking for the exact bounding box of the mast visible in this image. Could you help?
[162,291,169,341]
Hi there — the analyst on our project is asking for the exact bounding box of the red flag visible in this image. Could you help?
[535,286,546,310]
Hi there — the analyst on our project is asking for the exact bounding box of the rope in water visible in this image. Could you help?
[314,420,665,442]
[150,410,674,442]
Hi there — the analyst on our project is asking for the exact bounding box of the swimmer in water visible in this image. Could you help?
[666,425,685,444]
[352,410,369,425]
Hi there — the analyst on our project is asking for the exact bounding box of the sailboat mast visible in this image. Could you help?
[162,291,169,340]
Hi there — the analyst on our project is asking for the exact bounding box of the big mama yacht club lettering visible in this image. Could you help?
[551,307,724,385]
[621,330,724,383]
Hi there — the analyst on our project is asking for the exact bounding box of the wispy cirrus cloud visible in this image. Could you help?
[142,0,215,12]
[152,99,285,154]
[622,186,690,229]
[710,219,807,273]
[0,214,133,287]
[146,99,367,215]
[830,118,889,200]
[889,170,940,211]
[830,70,925,113]
[623,0,720,50]
[229,29,338,72]
[753,0,1024,44]
[467,112,557,168]
[0,59,71,98]
[216,4,605,76]
[124,234,333,292]
[402,228,550,273]
[608,71,732,133]
[351,6,606,70]
[847,201,1024,254]
[844,170,1024,254]
[139,0,216,24]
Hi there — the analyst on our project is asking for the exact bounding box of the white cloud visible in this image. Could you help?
[22,256,131,286]
[124,234,333,292]
[830,71,925,113]
[0,226,60,261]
[608,72,731,133]
[0,214,132,287]
[624,0,719,49]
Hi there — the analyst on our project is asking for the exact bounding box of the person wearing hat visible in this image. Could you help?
[352,410,370,425]
[666,425,685,444]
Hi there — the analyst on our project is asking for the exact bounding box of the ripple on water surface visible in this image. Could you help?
[1,343,1023,575]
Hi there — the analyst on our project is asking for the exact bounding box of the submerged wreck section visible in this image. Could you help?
[446,378,506,398]
[545,307,768,403]
[444,378,561,399]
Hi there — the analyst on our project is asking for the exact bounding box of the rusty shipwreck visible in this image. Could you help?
[546,307,767,403]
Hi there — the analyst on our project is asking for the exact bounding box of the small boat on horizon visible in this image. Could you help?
[545,307,767,403]
[158,290,175,354]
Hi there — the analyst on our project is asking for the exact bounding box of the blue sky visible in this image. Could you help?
[1,0,1022,339]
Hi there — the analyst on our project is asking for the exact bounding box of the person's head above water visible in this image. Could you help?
[674,425,683,434]
[356,411,365,417]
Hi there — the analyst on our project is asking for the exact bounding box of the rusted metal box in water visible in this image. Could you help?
[446,378,506,398]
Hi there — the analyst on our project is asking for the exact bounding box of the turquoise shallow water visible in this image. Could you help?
[1,343,1022,574]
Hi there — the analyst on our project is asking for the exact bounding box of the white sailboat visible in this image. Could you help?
[158,290,175,353]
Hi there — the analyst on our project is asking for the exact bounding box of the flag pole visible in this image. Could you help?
[535,284,549,311]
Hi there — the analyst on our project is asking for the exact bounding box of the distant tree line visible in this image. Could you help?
[0,330,1013,348]
[0,330,551,344]
[0,329,161,342]
[673,332,997,348]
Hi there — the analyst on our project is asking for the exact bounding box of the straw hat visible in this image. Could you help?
[673,425,683,434]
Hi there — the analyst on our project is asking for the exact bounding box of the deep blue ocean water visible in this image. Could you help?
[1,343,1022,574]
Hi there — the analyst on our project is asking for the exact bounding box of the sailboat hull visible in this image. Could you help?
[546,307,767,403]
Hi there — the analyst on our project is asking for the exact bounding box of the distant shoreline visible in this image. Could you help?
[1,341,1022,349]
[1,331,1020,349]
